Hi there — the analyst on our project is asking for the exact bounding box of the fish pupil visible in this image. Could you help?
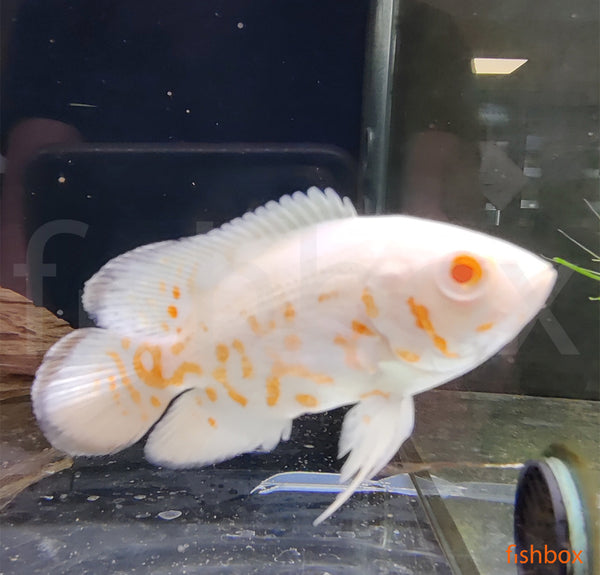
[451,263,474,284]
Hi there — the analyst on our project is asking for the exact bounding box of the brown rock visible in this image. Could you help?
[0,287,73,509]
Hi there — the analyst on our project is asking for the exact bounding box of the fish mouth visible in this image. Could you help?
[510,259,557,325]
[524,262,557,309]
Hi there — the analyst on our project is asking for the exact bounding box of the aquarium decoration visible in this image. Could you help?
[551,199,600,301]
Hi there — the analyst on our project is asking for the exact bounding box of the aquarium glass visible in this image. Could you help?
[1,1,598,574]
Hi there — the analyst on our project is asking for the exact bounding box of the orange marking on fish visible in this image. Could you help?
[232,339,254,378]
[208,417,217,428]
[318,291,338,302]
[247,315,261,335]
[284,302,296,321]
[106,351,141,404]
[171,342,185,355]
[133,344,202,389]
[172,285,181,299]
[195,396,203,406]
[161,322,170,333]
[395,349,421,363]
[476,322,494,332]
[296,394,318,408]
[333,335,362,370]
[159,281,166,293]
[433,334,456,357]
[206,387,218,402]
[200,322,209,333]
[361,288,379,318]
[242,357,254,378]
[247,315,275,336]
[121,338,131,350]
[284,334,302,351]
[150,395,161,408]
[121,410,129,417]
[351,320,375,336]
[408,297,431,331]
[167,305,178,319]
[407,297,458,358]
[186,264,198,292]
[216,344,229,363]
[272,361,333,384]
[228,389,248,407]
[360,389,390,400]
[212,366,227,385]
[169,361,202,384]
[363,415,371,424]
[266,376,281,407]
[212,366,248,407]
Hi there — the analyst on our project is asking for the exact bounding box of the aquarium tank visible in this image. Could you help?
[0,1,598,574]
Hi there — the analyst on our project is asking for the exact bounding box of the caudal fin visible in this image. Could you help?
[32,329,189,456]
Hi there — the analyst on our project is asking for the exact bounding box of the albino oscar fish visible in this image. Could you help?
[32,188,557,525]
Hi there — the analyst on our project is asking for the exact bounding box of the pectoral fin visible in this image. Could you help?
[313,394,415,526]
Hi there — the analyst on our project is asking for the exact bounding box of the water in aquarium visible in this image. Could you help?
[0,1,598,574]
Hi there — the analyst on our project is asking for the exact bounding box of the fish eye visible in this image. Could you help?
[435,253,488,301]
[450,254,483,285]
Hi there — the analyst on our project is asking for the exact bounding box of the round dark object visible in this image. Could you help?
[514,458,588,575]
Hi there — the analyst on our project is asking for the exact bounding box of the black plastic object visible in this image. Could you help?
[514,457,589,575]
[22,143,357,326]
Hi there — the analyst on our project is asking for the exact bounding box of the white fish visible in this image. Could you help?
[32,187,556,525]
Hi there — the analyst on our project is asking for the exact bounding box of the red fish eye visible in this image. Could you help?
[436,253,487,302]
[450,255,482,285]
[451,263,474,283]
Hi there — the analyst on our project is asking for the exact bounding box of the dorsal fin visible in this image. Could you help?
[205,186,356,248]
[83,187,356,338]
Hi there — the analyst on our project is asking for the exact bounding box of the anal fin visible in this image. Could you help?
[144,389,292,468]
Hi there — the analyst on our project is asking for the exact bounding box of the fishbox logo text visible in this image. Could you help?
[506,544,584,565]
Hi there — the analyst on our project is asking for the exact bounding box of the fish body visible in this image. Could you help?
[32,188,556,524]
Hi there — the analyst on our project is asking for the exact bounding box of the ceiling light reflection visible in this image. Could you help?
[472,58,528,75]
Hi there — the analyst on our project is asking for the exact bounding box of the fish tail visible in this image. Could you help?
[32,328,190,456]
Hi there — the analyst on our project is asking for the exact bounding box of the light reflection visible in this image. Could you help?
[472,58,528,75]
